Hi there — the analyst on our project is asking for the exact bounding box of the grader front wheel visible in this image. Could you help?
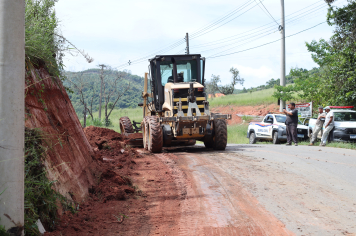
[204,120,228,150]
[213,119,227,150]
[144,117,163,153]
[119,116,134,134]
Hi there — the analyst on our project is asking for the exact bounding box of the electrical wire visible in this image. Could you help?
[191,0,330,50]
[257,0,279,26]
[190,0,264,40]
[199,2,333,56]
[206,22,326,59]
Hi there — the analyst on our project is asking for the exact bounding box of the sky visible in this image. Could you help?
[55,0,347,89]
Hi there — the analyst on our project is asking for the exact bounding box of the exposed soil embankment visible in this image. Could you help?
[212,104,280,125]
[25,67,98,202]
[46,127,183,235]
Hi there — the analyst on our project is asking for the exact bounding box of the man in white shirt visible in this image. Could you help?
[309,106,326,146]
[321,106,334,146]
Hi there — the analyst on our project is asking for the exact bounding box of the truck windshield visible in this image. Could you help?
[161,60,198,85]
[275,115,286,123]
[333,112,356,122]
[275,115,302,124]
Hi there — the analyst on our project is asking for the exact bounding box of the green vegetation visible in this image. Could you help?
[298,141,356,150]
[25,0,91,79]
[24,128,74,235]
[83,108,143,133]
[274,1,356,107]
[209,87,276,107]
[227,124,249,144]
[65,69,144,122]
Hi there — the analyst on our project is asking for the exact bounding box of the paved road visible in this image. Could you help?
[164,144,356,236]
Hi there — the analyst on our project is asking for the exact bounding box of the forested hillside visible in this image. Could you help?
[64,68,144,119]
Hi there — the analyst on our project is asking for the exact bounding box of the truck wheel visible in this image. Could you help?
[119,116,134,134]
[249,132,256,144]
[147,117,163,153]
[213,119,227,150]
[272,131,280,144]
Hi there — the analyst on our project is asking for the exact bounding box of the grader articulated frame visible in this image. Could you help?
[119,54,231,153]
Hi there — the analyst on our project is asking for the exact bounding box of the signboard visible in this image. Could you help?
[287,102,312,118]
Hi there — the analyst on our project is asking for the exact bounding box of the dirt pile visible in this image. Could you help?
[45,127,187,235]
[45,127,145,235]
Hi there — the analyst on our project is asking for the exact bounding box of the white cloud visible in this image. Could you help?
[55,0,344,89]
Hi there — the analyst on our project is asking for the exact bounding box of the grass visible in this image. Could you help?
[209,88,276,107]
[24,128,74,235]
[83,108,143,133]
[227,123,250,144]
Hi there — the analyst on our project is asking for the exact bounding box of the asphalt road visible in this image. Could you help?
[166,144,356,236]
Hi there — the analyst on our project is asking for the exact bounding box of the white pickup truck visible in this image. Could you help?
[247,114,310,144]
[304,108,356,142]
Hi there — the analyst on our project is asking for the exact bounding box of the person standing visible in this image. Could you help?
[309,106,326,146]
[320,106,334,146]
[283,102,299,146]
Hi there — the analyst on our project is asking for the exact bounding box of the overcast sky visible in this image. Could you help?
[55,0,346,89]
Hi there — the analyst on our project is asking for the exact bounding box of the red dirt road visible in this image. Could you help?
[47,127,293,235]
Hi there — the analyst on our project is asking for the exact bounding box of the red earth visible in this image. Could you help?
[211,104,281,125]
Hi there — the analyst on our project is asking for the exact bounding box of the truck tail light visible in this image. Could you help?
[198,88,204,92]
[173,89,179,93]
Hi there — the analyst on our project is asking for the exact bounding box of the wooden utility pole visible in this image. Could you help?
[0,0,25,234]
[98,64,106,119]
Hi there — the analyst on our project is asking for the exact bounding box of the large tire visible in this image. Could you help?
[272,131,280,144]
[204,137,214,148]
[119,116,134,134]
[213,119,227,150]
[249,132,256,144]
[147,117,163,153]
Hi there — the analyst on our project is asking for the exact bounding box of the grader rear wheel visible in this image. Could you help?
[146,117,163,153]
[119,116,134,134]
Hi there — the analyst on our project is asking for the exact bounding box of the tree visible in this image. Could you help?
[273,0,356,106]
[209,67,244,95]
[102,70,130,126]
[98,64,107,120]
[68,73,92,127]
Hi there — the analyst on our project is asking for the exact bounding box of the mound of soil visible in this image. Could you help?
[45,127,145,235]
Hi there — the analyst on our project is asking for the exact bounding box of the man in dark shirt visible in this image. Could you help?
[283,102,298,146]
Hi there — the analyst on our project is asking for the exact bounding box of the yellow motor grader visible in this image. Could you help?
[119,54,231,153]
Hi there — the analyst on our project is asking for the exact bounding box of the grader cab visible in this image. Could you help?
[119,54,231,153]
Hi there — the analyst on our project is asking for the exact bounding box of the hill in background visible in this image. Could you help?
[64,69,144,119]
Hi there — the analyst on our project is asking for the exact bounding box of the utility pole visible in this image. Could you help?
[0,0,25,234]
[280,0,286,112]
[98,64,106,120]
[185,33,190,55]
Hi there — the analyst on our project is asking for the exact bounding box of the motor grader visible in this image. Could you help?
[119,54,231,153]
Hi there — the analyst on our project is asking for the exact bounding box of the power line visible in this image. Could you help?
[189,0,254,37]
[190,0,346,56]
[207,22,326,59]
[190,0,330,50]
[190,1,263,40]
[257,0,279,26]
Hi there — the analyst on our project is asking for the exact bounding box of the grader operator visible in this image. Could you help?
[119,54,231,153]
